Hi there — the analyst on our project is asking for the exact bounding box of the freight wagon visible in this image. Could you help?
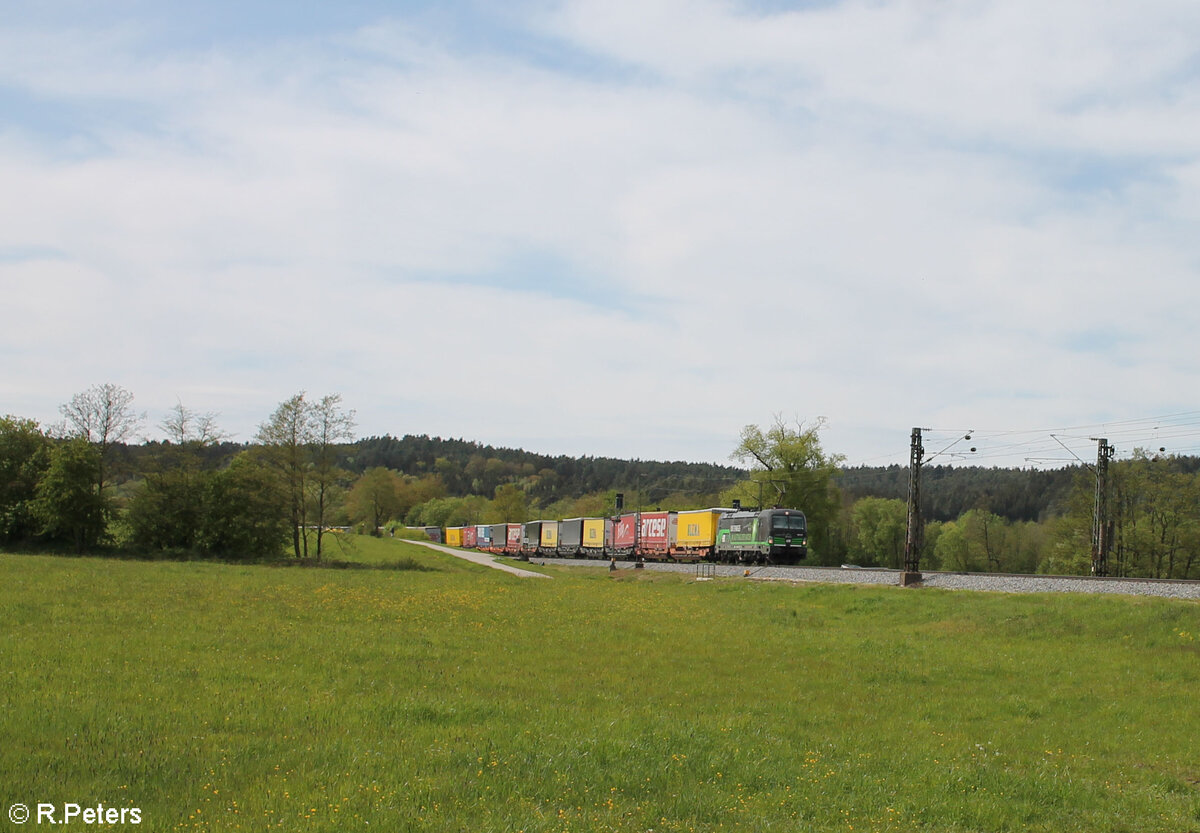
[558,518,609,557]
[482,523,504,553]
[474,524,492,549]
[520,520,559,557]
[631,511,676,560]
[505,523,522,554]
[674,508,730,560]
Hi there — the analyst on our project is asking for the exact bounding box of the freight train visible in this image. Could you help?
[439,506,808,564]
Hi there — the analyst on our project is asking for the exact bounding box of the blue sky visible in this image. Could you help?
[4,0,1200,467]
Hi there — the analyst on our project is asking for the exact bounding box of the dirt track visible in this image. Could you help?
[408,539,551,578]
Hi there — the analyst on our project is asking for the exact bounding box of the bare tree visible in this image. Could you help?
[161,401,227,446]
[59,383,144,493]
[309,394,355,559]
[255,392,355,560]
[257,393,311,559]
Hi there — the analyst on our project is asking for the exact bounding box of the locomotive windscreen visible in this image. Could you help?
[771,514,806,532]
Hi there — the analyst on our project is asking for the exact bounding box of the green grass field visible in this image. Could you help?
[1,538,1198,832]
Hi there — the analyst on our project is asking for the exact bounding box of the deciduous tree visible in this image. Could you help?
[486,483,529,523]
[934,520,973,571]
[58,383,143,494]
[727,415,844,562]
[34,438,107,553]
[256,393,312,559]
[849,497,907,568]
[347,467,404,535]
[127,404,229,553]
[308,394,355,559]
[161,401,226,446]
[0,416,51,544]
[960,508,1008,572]
[1051,451,1200,579]
[200,454,289,559]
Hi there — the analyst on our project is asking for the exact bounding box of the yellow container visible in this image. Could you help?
[675,509,730,549]
[539,522,559,548]
[582,518,606,550]
[445,527,464,548]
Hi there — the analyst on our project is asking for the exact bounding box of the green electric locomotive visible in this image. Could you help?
[714,507,808,564]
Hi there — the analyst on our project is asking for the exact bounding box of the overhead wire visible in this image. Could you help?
[842,411,1200,470]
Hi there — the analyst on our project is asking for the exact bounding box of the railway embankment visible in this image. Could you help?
[531,558,1200,599]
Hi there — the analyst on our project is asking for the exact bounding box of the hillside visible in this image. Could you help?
[343,434,748,505]
[836,463,1083,523]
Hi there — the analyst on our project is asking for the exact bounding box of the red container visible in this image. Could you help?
[463,525,477,548]
[636,511,676,559]
[612,513,638,551]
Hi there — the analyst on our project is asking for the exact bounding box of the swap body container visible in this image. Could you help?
[445,527,464,548]
[636,511,677,559]
[581,518,608,555]
[521,522,541,554]
[611,513,639,553]
[559,518,585,556]
[485,524,507,552]
[522,520,558,555]
[539,521,559,551]
[474,524,492,549]
[504,524,523,553]
[558,518,609,557]
[462,525,477,548]
[673,508,732,559]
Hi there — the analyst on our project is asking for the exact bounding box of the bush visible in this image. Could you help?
[199,457,290,559]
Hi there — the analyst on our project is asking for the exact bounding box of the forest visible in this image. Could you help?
[3,386,1198,579]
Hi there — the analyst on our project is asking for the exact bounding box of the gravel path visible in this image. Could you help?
[410,540,551,578]
[528,557,1200,600]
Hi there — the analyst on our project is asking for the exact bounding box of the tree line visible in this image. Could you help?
[0,386,353,560]
[2,389,1196,578]
[0,384,743,560]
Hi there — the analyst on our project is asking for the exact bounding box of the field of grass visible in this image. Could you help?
[1,538,1198,832]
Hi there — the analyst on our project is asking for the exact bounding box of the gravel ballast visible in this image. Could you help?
[529,558,1200,600]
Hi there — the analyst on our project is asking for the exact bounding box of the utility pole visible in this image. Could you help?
[1091,438,1114,577]
[902,427,924,586]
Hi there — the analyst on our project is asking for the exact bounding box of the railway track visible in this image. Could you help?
[529,557,1200,600]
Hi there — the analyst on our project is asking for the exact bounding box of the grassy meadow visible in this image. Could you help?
[1,537,1198,832]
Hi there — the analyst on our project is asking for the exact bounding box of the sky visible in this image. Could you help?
[4,0,1200,468]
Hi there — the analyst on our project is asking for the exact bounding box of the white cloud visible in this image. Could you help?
[2,0,1199,466]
